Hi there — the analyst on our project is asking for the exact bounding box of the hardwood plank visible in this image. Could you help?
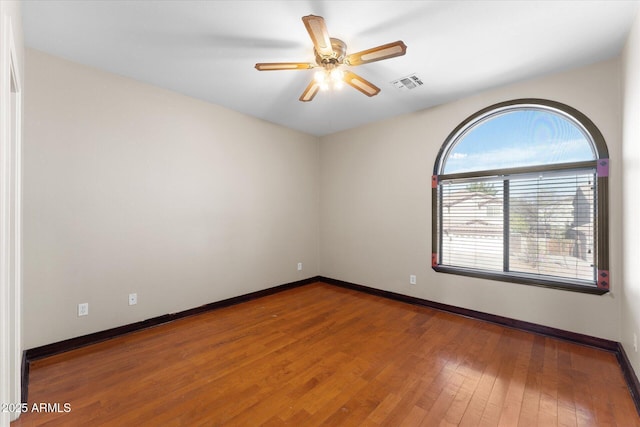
[365,392,402,425]
[517,334,545,426]
[556,342,578,427]
[458,330,511,426]
[537,337,559,426]
[399,405,427,426]
[11,283,640,426]
[496,331,533,426]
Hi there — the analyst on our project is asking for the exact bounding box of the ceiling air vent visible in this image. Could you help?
[391,74,423,91]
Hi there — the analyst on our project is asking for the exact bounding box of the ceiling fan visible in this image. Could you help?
[255,15,407,102]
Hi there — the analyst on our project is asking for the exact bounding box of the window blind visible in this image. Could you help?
[438,167,596,285]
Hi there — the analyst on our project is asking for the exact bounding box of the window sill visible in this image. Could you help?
[433,265,608,295]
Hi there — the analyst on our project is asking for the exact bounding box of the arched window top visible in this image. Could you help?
[437,99,607,175]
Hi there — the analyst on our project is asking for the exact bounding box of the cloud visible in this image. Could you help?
[444,138,593,174]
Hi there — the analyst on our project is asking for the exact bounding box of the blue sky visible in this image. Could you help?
[443,110,595,174]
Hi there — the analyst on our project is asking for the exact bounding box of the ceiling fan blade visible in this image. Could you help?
[299,80,320,102]
[343,71,381,97]
[302,15,334,57]
[255,62,315,71]
[345,41,407,66]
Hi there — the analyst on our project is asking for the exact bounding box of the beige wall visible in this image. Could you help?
[622,12,640,373]
[320,59,623,341]
[24,49,320,349]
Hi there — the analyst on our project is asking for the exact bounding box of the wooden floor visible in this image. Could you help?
[12,282,640,426]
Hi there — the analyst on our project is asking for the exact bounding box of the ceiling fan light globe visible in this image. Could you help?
[330,68,344,82]
[314,70,327,83]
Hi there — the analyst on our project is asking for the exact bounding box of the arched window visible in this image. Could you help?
[432,99,609,294]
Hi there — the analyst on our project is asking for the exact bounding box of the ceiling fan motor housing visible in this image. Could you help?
[315,38,347,66]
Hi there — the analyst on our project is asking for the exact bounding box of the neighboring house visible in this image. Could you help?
[442,189,503,237]
[441,189,504,270]
[568,184,595,260]
[441,183,594,279]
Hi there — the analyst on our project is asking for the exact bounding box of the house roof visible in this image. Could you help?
[443,190,501,208]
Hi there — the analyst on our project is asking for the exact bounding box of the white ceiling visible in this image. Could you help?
[22,0,639,137]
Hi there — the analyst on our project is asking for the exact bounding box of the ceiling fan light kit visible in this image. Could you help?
[314,66,344,91]
[255,14,407,102]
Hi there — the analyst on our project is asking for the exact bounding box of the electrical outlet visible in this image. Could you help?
[410,275,417,285]
[129,293,137,306]
[297,262,303,271]
[78,303,89,317]
[634,333,638,352]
